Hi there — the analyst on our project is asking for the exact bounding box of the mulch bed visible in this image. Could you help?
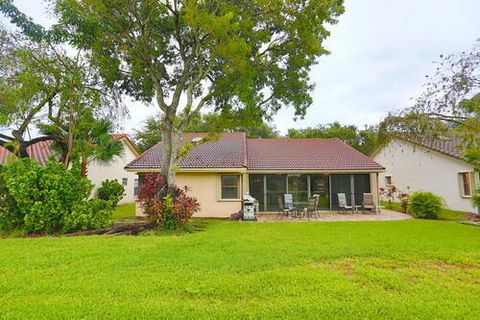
[64,221,157,236]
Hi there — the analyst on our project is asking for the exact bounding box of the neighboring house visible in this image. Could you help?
[125,133,385,217]
[0,134,140,204]
[372,137,479,213]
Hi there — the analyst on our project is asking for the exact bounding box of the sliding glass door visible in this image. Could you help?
[266,174,287,211]
[249,175,265,211]
[249,173,370,211]
[310,174,330,209]
[287,174,308,206]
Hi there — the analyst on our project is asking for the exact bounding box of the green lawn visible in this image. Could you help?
[0,220,479,319]
[381,201,471,221]
[112,203,136,220]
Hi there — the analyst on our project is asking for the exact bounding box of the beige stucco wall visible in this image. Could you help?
[87,139,138,204]
[373,139,478,213]
[176,172,243,218]
[135,172,245,218]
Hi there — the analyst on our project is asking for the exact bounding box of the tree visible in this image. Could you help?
[381,42,480,206]
[133,116,163,152]
[134,111,278,152]
[186,111,278,137]
[0,24,123,169]
[0,29,64,158]
[39,113,124,176]
[288,122,379,155]
[54,0,345,185]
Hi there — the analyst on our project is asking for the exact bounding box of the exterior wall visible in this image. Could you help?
[176,172,243,218]
[135,171,381,217]
[134,172,245,218]
[88,139,138,204]
[373,139,478,213]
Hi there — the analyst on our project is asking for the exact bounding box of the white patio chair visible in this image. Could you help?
[337,193,353,213]
[362,193,376,213]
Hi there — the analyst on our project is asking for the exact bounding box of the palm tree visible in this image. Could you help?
[75,118,124,176]
[38,112,124,176]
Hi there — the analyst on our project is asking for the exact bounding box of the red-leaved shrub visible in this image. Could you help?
[137,173,200,229]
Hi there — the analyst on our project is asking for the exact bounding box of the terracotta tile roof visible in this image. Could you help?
[27,141,54,165]
[412,137,464,160]
[0,141,54,165]
[126,133,384,171]
[247,138,384,171]
[126,132,247,169]
[0,146,13,164]
[0,133,132,165]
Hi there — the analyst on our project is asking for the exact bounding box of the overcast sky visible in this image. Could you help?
[2,0,479,134]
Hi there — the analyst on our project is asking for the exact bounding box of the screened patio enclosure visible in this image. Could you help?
[249,174,371,212]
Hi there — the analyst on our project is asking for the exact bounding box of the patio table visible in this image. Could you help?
[291,203,308,219]
[353,205,362,214]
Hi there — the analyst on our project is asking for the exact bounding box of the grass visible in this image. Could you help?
[381,201,470,221]
[112,203,136,220]
[0,219,479,319]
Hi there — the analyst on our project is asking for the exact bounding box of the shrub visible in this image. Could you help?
[379,185,397,209]
[473,188,480,208]
[0,158,113,234]
[230,211,243,221]
[63,199,114,233]
[0,165,22,230]
[97,179,125,206]
[137,173,200,230]
[408,191,444,219]
[397,189,410,213]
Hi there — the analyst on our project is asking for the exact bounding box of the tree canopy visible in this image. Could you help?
[53,0,345,184]
[288,122,379,155]
[0,27,123,167]
[134,111,278,152]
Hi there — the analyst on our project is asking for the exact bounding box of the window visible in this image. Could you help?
[122,178,128,186]
[459,172,472,197]
[385,176,392,185]
[220,175,240,199]
[134,179,139,196]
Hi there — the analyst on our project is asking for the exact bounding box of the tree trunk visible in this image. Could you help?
[161,122,182,187]
[80,156,88,177]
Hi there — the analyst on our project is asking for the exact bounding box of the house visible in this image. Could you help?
[372,137,479,214]
[125,133,385,217]
[0,134,140,204]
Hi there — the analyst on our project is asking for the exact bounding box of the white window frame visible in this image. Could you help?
[219,174,241,201]
[122,178,128,186]
[385,175,392,185]
[459,172,472,198]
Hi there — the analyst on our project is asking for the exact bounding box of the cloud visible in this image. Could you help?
[273,0,480,132]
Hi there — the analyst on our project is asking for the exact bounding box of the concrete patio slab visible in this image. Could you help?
[256,209,412,222]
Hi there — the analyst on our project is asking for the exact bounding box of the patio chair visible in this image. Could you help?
[362,193,376,213]
[284,193,297,218]
[277,196,292,219]
[305,196,319,220]
[337,193,353,214]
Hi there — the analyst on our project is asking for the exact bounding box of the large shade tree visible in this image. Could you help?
[0,2,124,169]
[54,0,345,185]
